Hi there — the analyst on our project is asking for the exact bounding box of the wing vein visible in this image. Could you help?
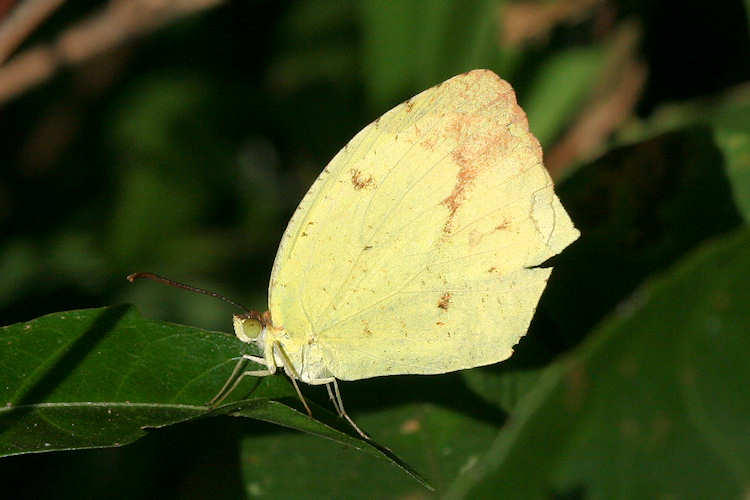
[317,93,514,324]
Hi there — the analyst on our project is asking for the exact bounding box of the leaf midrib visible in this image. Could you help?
[0,401,208,413]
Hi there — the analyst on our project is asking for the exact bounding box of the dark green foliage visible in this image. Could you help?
[1,0,749,498]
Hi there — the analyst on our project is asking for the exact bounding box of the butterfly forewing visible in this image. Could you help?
[268,70,579,380]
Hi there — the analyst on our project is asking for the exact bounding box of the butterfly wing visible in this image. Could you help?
[268,70,579,380]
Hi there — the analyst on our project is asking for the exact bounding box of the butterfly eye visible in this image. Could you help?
[233,315,263,343]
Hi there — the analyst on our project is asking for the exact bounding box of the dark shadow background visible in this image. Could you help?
[0,0,748,498]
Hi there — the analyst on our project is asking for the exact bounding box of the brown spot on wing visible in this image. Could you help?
[437,292,452,310]
[361,320,373,336]
[440,81,527,234]
[350,169,375,190]
[468,218,512,247]
[442,159,479,233]
[442,113,504,232]
[420,132,438,152]
[405,99,414,112]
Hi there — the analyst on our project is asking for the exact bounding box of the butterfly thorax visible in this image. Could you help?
[232,313,334,385]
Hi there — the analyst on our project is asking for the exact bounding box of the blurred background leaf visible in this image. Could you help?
[0,0,748,498]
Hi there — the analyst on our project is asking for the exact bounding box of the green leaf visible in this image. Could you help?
[0,306,429,488]
[446,227,750,499]
[617,85,750,221]
[268,1,359,91]
[359,0,512,109]
[548,126,744,347]
[237,382,503,496]
[522,46,604,146]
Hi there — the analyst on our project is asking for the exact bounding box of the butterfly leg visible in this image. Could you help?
[209,354,272,407]
[210,368,273,407]
[209,356,247,406]
[326,383,344,417]
[241,354,267,365]
[272,341,313,417]
[332,379,370,440]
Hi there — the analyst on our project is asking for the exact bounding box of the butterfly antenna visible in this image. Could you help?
[127,272,253,314]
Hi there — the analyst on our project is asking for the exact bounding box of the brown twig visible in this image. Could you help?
[0,0,64,65]
[545,59,646,178]
[546,22,647,178]
[0,1,19,21]
[0,0,223,106]
[499,0,602,47]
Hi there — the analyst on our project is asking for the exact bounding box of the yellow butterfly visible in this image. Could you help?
[130,69,579,439]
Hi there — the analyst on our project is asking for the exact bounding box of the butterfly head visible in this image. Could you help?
[232,310,273,344]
